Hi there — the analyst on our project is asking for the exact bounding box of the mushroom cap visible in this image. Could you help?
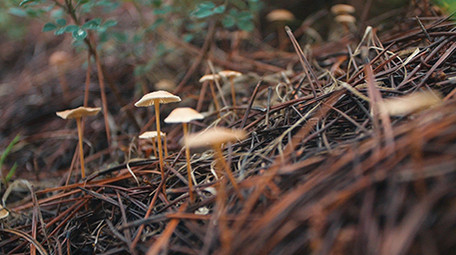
[199,74,221,83]
[49,51,70,66]
[134,90,181,107]
[56,106,101,119]
[139,131,166,139]
[379,90,442,116]
[218,70,242,78]
[185,127,247,148]
[266,9,295,22]
[0,205,8,219]
[156,79,176,91]
[331,4,355,15]
[164,107,204,123]
[335,14,356,24]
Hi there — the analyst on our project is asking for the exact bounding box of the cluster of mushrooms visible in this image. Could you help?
[56,70,246,201]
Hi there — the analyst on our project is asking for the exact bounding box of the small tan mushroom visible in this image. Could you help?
[135,91,181,183]
[199,74,222,114]
[49,51,71,101]
[266,9,295,50]
[334,14,356,33]
[218,70,242,110]
[165,107,204,201]
[330,4,355,16]
[186,127,246,199]
[0,204,9,219]
[57,106,101,178]
[139,131,167,158]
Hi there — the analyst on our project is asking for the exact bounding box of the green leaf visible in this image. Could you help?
[154,5,172,15]
[198,2,215,9]
[42,22,57,32]
[192,8,214,18]
[72,29,87,40]
[82,18,101,30]
[222,15,235,28]
[0,134,20,173]
[56,18,66,26]
[237,19,254,31]
[103,20,118,28]
[54,27,66,35]
[19,0,37,7]
[5,163,17,183]
[213,5,226,14]
[63,25,79,33]
[9,8,28,17]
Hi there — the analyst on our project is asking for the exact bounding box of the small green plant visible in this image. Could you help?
[0,134,20,186]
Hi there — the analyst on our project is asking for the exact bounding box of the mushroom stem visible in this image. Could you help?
[75,117,85,178]
[209,81,221,115]
[182,123,194,202]
[229,77,237,111]
[154,99,165,189]
[212,144,243,199]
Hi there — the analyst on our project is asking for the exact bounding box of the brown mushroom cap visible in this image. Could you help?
[134,90,181,107]
[164,107,204,123]
[49,51,70,66]
[56,106,101,119]
[0,205,9,219]
[266,9,295,22]
[331,4,355,15]
[335,14,356,24]
[218,70,242,78]
[199,74,221,83]
[186,127,247,148]
[139,131,166,139]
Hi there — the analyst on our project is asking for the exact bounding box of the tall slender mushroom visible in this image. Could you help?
[164,107,204,202]
[218,70,242,110]
[135,91,181,183]
[266,9,295,50]
[56,106,101,178]
[186,127,246,199]
[139,131,167,158]
[330,4,355,16]
[49,51,71,101]
[199,74,221,114]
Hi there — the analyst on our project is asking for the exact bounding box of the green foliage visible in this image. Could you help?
[433,0,456,13]
[0,134,20,185]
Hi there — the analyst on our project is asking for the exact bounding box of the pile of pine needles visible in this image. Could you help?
[1,3,456,255]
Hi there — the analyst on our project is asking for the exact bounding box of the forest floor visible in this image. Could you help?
[1,1,456,254]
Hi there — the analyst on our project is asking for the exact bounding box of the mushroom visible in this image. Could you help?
[330,4,355,16]
[56,106,101,178]
[164,107,204,201]
[0,204,8,219]
[334,14,356,33]
[135,91,181,183]
[266,9,295,50]
[139,131,167,159]
[218,70,242,111]
[199,74,221,115]
[186,127,246,199]
[49,51,71,101]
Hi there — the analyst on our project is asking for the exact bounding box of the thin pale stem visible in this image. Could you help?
[183,123,194,202]
[76,118,85,179]
[213,144,243,199]
[209,81,221,115]
[154,100,165,191]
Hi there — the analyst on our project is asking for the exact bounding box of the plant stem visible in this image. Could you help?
[154,100,165,191]
[76,117,85,178]
[230,77,236,110]
[209,81,221,115]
